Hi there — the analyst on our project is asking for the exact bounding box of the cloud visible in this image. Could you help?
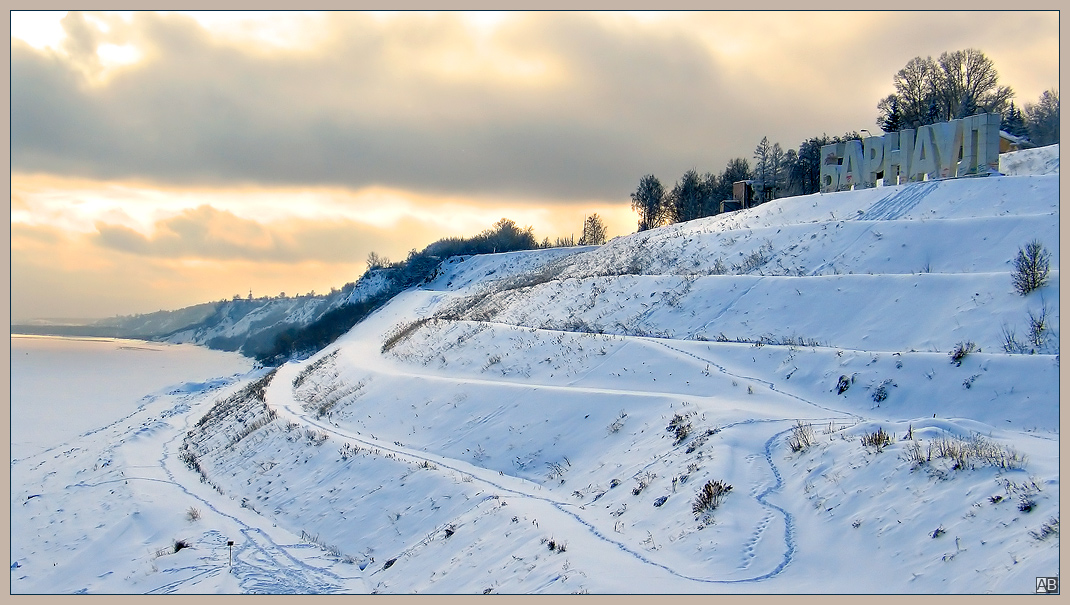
[15,11,1054,204]
[90,205,427,263]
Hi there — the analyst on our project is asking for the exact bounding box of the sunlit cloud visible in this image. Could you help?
[8,10,1059,322]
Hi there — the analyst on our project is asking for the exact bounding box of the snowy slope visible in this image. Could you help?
[10,146,1060,594]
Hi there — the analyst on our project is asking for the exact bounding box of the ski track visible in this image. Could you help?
[858,181,938,221]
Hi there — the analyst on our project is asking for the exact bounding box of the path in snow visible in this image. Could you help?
[262,324,877,585]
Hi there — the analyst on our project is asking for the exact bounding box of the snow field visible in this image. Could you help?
[10,146,1059,593]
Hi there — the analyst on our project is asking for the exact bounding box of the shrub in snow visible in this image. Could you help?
[1001,323,1028,353]
[185,506,201,522]
[860,427,892,452]
[633,472,656,496]
[666,413,692,445]
[871,380,894,404]
[1028,305,1049,348]
[948,341,976,366]
[692,479,732,516]
[1011,240,1050,295]
[1030,517,1059,541]
[932,434,1026,471]
[787,421,815,453]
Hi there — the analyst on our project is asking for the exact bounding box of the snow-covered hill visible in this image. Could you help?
[10,146,1060,594]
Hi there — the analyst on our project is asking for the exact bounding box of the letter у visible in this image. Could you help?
[909,125,938,181]
[931,119,966,179]
[819,142,844,193]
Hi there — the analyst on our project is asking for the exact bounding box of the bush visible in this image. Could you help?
[860,427,892,452]
[1028,305,1049,348]
[932,434,1027,471]
[787,421,815,453]
[1030,517,1059,541]
[871,380,894,404]
[949,341,976,366]
[666,413,692,445]
[692,479,732,516]
[186,507,201,522]
[1012,240,1050,295]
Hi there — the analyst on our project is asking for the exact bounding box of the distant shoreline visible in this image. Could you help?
[10,324,149,339]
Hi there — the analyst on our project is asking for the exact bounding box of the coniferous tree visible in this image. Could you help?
[768,142,785,201]
[878,94,903,132]
[1001,101,1028,138]
[752,137,771,204]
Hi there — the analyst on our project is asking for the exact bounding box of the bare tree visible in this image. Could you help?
[630,174,666,232]
[1024,88,1060,146]
[935,49,1013,119]
[578,214,608,246]
[366,251,390,270]
[879,49,1013,128]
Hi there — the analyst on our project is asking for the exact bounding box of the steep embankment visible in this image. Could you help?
[176,146,1058,593]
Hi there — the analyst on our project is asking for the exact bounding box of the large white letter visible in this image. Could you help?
[841,140,865,189]
[884,129,913,186]
[909,125,937,181]
[819,143,842,192]
[863,135,885,186]
[981,113,1001,173]
[958,117,977,175]
[931,119,964,179]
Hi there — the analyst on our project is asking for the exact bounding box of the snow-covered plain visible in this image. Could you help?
[10,146,1060,594]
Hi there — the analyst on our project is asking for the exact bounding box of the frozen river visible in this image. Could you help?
[10,335,254,459]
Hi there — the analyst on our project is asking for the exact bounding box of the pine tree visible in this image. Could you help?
[1001,101,1028,138]
[878,94,903,132]
[752,137,771,204]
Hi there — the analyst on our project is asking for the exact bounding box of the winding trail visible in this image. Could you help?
[259,324,873,586]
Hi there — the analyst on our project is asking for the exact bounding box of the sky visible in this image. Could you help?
[8,10,1061,322]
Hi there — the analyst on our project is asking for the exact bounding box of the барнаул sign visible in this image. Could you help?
[820,113,1001,192]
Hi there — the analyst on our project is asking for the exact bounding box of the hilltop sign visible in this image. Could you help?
[820,113,1001,192]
